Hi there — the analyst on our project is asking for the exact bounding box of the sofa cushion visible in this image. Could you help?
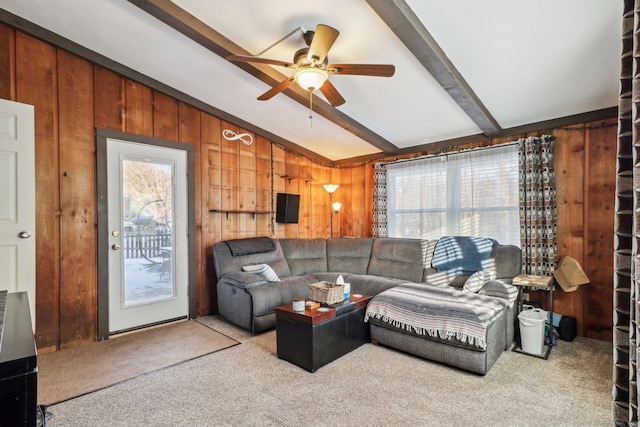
[326,238,374,274]
[345,274,408,297]
[478,280,519,304]
[423,271,459,288]
[367,238,425,282]
[217,271,269,290]
[248,274,317,316]
[310,272,350,283]
[423,239,438,269]
[493,245,522,279]
[226,237,275,256]
[280,238,327,276]
[213,238,291,278]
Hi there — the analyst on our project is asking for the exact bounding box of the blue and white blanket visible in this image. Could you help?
[431,236,497,275]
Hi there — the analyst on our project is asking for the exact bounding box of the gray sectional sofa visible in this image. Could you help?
[212,236,521,374]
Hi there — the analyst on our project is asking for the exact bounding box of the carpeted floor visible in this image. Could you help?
[38,319,239,405]
[44,315,612,426]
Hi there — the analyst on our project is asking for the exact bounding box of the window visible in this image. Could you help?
[386,144,520,246]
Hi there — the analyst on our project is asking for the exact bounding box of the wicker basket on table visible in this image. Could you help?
[309,281,345,305]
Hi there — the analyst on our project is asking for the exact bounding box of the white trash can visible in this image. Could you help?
[518,308,547,355]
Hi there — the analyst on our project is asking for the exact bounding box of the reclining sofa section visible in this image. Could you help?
[212,236,521,374]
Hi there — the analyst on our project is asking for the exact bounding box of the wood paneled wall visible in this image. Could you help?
[554,121,616,341]
[0,24,615,351]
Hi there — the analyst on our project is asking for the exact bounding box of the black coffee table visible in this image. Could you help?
[275,294,371,372]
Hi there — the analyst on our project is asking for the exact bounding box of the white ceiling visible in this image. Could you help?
[0,0,622,162]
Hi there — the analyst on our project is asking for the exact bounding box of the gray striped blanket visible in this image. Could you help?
[365,283,508,349]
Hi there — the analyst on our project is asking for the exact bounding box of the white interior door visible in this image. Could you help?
[0,98,35,325]
[107,138,188,333]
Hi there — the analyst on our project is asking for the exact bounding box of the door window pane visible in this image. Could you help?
[121,159,175,307]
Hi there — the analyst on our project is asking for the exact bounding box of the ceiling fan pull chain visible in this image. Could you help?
[309,92,314,128]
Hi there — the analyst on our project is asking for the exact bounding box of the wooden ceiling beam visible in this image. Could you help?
[366,0,503,138]
[127,0,399,155]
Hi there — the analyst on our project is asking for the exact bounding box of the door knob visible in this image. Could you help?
[18,231,31,239]
[111,244,121,250]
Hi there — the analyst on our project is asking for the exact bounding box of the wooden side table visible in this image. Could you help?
[511,274,555,359]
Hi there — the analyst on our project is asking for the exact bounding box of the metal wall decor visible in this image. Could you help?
[222,129,253,146]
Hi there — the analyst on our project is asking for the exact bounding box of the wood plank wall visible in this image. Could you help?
[555,121,616,341]
[0,24,615,351]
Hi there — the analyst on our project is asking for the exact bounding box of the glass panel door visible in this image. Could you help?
[107,139,188,333]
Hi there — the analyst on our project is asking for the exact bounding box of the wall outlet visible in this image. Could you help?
[522,292,530,302]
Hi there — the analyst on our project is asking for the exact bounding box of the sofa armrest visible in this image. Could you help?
[218,271,270,290]
[478,280,518,305]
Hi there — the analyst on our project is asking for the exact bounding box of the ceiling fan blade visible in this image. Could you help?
[227,54,293,68]
[327,64,396,77]
[257,78,295,101]
[319,80,346,107]
[307,24,339,64]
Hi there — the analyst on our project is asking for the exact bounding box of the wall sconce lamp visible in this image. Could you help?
[323,184,339,237]
[323,184,339,194]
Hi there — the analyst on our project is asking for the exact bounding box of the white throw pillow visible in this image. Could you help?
[242,264,280,282]
[242,264,264,273]
[259,265,279,282]
[463,270,488,293]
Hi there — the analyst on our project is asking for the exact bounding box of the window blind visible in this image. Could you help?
[386,144,520,246]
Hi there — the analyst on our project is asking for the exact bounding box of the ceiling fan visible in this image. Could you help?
[227,24,395,107]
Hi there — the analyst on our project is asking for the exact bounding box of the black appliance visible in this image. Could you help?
[0,291,37,426]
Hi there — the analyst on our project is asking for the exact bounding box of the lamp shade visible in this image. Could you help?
[332,202,342,212]
[294,68,328,92]
[323,184,339,193]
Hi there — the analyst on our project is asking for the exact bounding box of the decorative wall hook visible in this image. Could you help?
[222,129,253,146]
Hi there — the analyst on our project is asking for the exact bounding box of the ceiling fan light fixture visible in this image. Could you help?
[294,68,328,92]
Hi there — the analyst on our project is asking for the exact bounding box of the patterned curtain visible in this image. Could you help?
[518,135,557,275]
[372,162,388,237]
[613,1,636,424]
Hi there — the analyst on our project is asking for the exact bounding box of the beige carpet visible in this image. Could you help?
[44,315,613,426]
[38,320,238,405]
